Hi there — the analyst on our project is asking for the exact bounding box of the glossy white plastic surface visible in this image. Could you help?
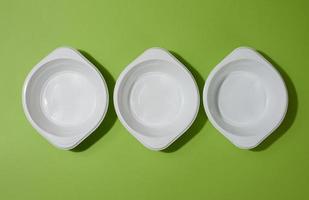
[114,48,200,150]
[22,47,108,149]
[203,47,288,149]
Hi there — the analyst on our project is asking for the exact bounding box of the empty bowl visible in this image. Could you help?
[203,47,288,149]
[22,47,108,149]
[114,48,199,150]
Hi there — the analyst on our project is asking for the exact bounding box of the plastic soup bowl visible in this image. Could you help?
[22,47,108,149]
[203,47,288,149]
[114,48,199,150]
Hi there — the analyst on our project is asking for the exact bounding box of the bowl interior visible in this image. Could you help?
[24,58,107,137]
[116,59,199,138]
[205,59,287,137]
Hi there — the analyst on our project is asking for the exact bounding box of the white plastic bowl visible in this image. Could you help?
[22,47,108,149]
[203,47,288,149]
[114,48,199,150]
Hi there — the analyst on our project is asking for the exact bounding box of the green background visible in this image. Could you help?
[0,0,308,199]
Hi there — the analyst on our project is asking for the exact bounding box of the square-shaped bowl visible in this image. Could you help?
[22,47,109,149]
[203,47,288,149]
[114,47,200,150]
